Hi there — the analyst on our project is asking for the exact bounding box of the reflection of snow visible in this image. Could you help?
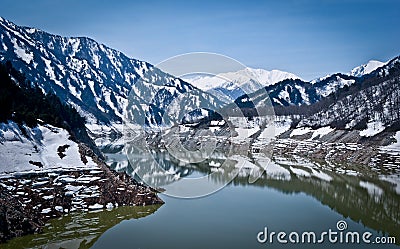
[290,127,313,137]
[311,169,332,182]
[359,181,383,197]
[290,166,311,177]
[256,160,290,181]
[231,155,258,169]
[379,176,400,195]
[359,181,384,202]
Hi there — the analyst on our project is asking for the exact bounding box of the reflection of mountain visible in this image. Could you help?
[3,205,162,249]
[122,141,238,188]
[260,176,400,239]
[122,146,400,239]
[231,156,400,240]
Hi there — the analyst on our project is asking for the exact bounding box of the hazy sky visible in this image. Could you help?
[2,0,399,80]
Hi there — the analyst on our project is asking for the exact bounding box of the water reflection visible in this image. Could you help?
[3,205,162,249]
[233,167,400,239]
[122,136,253,197]
[108,146,400,241]
[235,155,400,240]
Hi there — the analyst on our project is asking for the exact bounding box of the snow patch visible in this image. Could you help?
[0,122,97,174]
[384,131,400,150]
[290,127,313,137]
[350,60,385,77]
[359,121,385,137]
[310,126,334,140]
[68,83,82,101]
[43,57,64,89]
[88,203,103,210]
[41,208,52,214]
[290,166,311,177]
[359,181,383,197]
[11,37,33,64]
[278,88,290,102]
[233,127,259,140]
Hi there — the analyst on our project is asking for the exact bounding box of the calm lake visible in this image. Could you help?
[5,147,400,249]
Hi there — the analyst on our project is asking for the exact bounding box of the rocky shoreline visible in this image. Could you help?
[272,129,400,171]
[0,144,163,243]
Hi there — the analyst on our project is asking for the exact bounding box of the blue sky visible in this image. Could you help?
[1,0,399,80]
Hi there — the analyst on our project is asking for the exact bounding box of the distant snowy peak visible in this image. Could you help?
[182,74,226,91]
[240,67,301,87]
[185,67,300,102]
[235,72,360,108]
[238,56,399,108]
[350,60,385,77]
[311,60,386,84]
[187,67,300,91]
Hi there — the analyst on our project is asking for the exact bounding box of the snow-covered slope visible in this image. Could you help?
[297,56,400,131]
[0,17,223,130]
[185,67,300,102]
[233,59,391,108]
[235,73,358,108]
[0,121,97,174]
[350,60,385,77]
[187,67,300,91]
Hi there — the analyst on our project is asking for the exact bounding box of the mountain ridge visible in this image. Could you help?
[350,59,385,77]
[1,16,398,136]
[0,17,223,133]
[185,67,301,102]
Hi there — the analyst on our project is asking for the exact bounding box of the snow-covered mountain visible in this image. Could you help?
[1,16,396,136]
[188,60,385,107]
[185,67,300,102]
[231,58,394,108]
[291,56,400,132]
[350,60,385,77]
[186,67,300,91]
[234,73,358,108]
[0,59,103,166]
[0,17,223,131]
[290,58,400,146]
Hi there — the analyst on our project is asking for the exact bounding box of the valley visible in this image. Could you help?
[0,15,399,248]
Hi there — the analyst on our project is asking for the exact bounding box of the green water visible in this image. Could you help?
[4,151,400,249]
[2,205,161,249]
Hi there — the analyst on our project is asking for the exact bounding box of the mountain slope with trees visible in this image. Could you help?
[0,17,223,130]
[0,61,97,150]
[280,56,400,132]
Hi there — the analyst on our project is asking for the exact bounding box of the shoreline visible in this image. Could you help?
[273,130,400,169]
[0,144,163,244]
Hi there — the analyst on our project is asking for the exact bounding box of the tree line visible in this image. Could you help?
[0,61,87,140]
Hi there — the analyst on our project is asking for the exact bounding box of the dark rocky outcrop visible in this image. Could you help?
[0,186,43,243]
